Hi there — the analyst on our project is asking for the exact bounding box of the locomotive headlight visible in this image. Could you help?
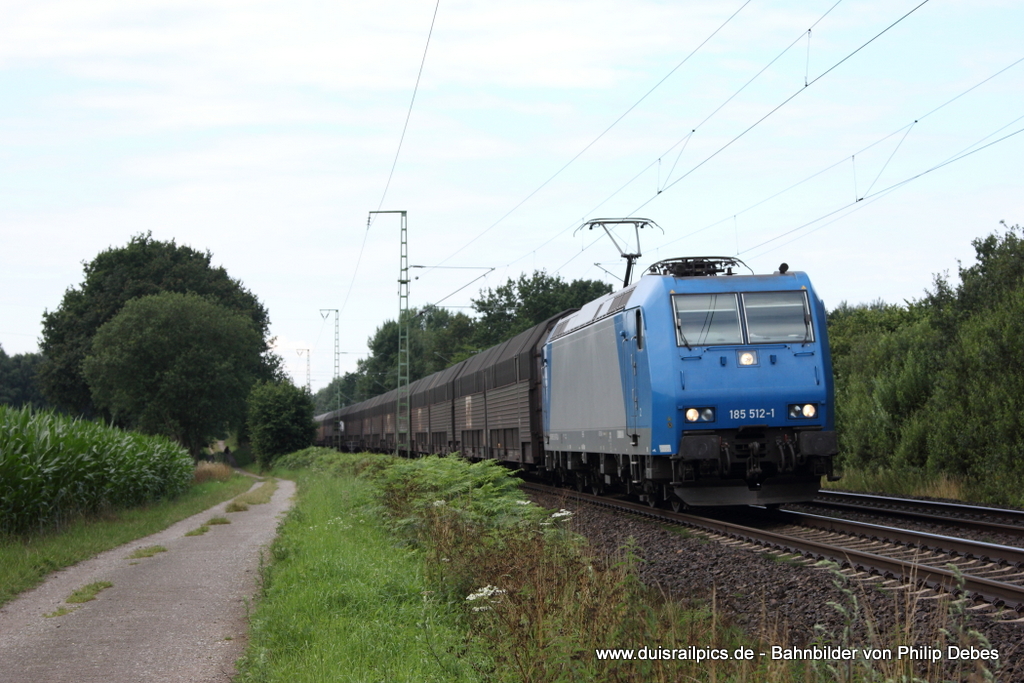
[788,403,818,419]
[738,351,757,366]
[684,407,715,423]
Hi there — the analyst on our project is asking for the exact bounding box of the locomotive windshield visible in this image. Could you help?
[672,293,743,345]
[743,291,813,343]
[672,291,813,346]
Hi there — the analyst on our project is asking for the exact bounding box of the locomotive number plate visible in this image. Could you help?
[729,408,775,420]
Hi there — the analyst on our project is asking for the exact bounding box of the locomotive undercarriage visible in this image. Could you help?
[543,426,838,508]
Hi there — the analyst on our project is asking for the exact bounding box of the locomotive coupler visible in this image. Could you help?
[745,456,763,488]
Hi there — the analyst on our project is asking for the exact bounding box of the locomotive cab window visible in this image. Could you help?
[672,293,742,346]
[743,291,813,343]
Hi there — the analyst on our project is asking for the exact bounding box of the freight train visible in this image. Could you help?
[316,256,838,507]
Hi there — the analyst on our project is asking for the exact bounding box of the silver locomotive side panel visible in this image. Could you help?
[547,316,632,453]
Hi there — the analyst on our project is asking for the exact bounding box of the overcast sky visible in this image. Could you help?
[2,0,1022,390]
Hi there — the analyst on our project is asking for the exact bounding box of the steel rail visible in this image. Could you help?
[523,482,1024,612]
[777,509,1024,568]
[813,491,1024,532]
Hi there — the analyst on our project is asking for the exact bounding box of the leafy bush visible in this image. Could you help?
[829,224,1024,505]
[274,447,394,477]
[0,405,193,534]
[246,381,317,468]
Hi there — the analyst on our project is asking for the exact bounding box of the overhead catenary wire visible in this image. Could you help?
[628,0,933,217]
[374,0,442,216]
[427,0,754,272]
[312,3,440,392]
[649,53,1024,256]
[530,3,1024,290]
[555,117,1024,277]
[575,13,1024,278]
[742,115,1024,257]
[336,0,441,323]
[494,0,848,277]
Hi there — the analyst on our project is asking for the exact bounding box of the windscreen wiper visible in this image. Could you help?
[676,318,692,350]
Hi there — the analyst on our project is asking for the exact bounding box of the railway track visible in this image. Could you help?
[805,490,1024,538]
[522,482,1024,616]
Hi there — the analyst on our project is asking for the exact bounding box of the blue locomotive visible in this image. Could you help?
[318,256,838,507]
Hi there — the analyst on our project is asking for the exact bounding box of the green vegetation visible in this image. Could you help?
[83,291,266,458]
[470,270,613,348]
[66,580,113,604]
[246,380,316,467]
[39,232,278,418]
[239,449,785,682]
[0,345,46,409]
[184,525,210,536]
[236,464,478,683]
[821,466,966,500]
[0,405,194,534]
[244,448,1006,682]
[314,272,612,412]
[207,516,230,525]
[829,223,1024,505]
[126,545,167,559]
[234,478,278,506]
[0,473,252,607]
[44,605,77,618]
[193,461,235,484]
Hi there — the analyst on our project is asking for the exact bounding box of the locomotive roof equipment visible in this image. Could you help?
[575,217,663,287]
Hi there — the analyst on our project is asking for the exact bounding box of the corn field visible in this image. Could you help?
[0,405,194,534]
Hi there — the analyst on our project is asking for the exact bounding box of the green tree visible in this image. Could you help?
[313,372,362,413]
[826,224,1024,504]
[0,346,47,409]
[82,292,265,458]
[246,380,316,467]
[40,233,278,416]
[352,306,479,399]
[345,274,612,401]
[471,271,612,348]
[926,288,1024,493]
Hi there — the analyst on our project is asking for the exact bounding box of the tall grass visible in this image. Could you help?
[193,461,234,484]
[0,405,193,534]
[823,466,968,501]
[373,454,786,682]
[253,451,789,682]
[236,469,479,682]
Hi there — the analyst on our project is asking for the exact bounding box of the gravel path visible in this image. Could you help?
[0,477,295,683]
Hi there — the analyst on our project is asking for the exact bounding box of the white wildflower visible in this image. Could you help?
[466,585,506,602]
[551,509,573,520]
[515,500,530,506]
[432,500,446,507]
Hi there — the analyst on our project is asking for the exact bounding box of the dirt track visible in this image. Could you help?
[0,478,295,683]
